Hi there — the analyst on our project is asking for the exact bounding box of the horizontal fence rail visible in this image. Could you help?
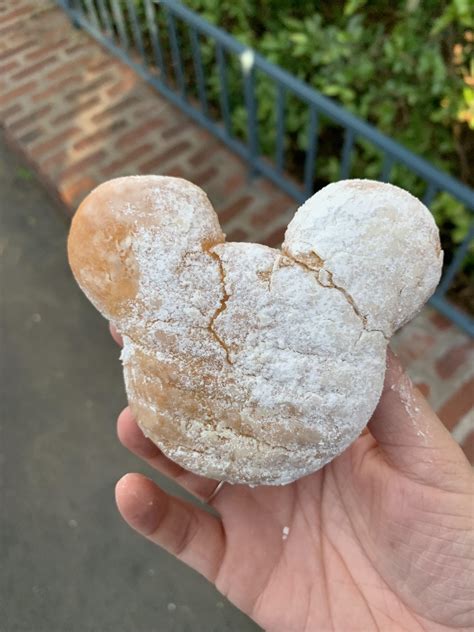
[58,0,474,336]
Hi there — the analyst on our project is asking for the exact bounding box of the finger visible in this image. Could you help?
[368,349,472,487]
[116,473,225,583]
[109,322,123,347]
[117,406,221,502]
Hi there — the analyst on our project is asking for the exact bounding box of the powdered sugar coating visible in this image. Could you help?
[283,179,443,338]
[68,176,442,485]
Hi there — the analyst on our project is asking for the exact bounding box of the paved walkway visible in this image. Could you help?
[1,0,472,462]
[1,131,259,631]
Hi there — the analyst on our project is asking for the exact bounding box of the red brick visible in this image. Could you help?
[226,228,249,242]
[218,195,252,224]
[87,57,114,74]
[263,224,287,247]
[162,120,190,140]
[194,128,214,142]
[251,195,294,228]
[435,342,474,380]
[19,128,43,145]
[187,141,220,167]
[0,79,36,105]
[415,382,430,398]
[437,378,474,430]
[60,176,98,206]
[115,116,165,149]
[0,22,23,37]
[193,165,217,187]
[223,171,246,195]
[106,74,137,98]
[30,127,80,158]
[430,311,452,331]
[91,95,139,123]
[0,60,18,74]
[461,430,474,465]
[7,104,51,132]
[58,149,107,182]
[0,103,22,121]
[132,98,171,121]
[250,205,274,228]
[50,96,100,125]
[32,76,78,102]
[73,119,127,152]
[102,143,154,176]
[64,73,115,101]
[24,38,68,62]
[0,18,26,36]
[139,140,191,173]
[11,55,57,81]
[45,55,93,81]
[164,165,186,178]
[65,43,84,55]
[41,149,68,175]
[395,333,436,366]
[259,176,283,196]
[0,6,31,24]
[0,40,35,62]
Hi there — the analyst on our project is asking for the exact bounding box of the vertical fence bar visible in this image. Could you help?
[275,83,285,173]
[340,128,355,179]
[380,153,393,182]
[216,43,232,136]
[242,50,259,174]
[110,0,129,49]
[143,0,167,84]
[69,0,85,18]
[422,182,438,208]
[125,0,146,62]
[436,224,474,295]
[189,27,208,115]
[95,0,113,37]
[83,0,101,30]
[164,8,186,97]
[303,105,319,196]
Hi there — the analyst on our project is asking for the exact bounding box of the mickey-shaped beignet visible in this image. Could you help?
[68,177,442,485]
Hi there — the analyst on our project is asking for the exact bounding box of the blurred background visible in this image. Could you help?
[1,1,473,630]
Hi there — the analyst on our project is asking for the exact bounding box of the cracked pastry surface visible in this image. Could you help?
[68,176,443,485]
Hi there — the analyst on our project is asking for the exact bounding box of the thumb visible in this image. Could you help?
[368,349,471,489]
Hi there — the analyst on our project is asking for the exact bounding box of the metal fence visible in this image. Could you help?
[58,0,474,336]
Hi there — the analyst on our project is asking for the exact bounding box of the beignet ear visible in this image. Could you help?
[68,175,224,326]
[283,180,443,337]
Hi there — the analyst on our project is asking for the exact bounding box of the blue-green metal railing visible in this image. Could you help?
[58,0,474,336]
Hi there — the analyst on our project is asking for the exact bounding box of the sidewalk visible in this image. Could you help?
[1,131,259,632]
[1,0,472,461]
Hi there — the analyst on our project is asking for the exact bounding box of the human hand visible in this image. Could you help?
[111,325,474,632]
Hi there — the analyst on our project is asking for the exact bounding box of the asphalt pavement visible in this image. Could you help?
[0,133,259,632]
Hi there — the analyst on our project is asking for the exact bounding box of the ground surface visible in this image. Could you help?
[0,134,260,632]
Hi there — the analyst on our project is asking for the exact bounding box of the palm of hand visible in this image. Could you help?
[115,348,473,632]
[215,437,472,632]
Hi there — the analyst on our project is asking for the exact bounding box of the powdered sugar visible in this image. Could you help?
[69,176,442,485]
[283,179,443,338]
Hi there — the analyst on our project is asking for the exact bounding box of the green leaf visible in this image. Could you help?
[16,166,33,181]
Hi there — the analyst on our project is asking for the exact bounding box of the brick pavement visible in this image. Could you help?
[1,0,472,462]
